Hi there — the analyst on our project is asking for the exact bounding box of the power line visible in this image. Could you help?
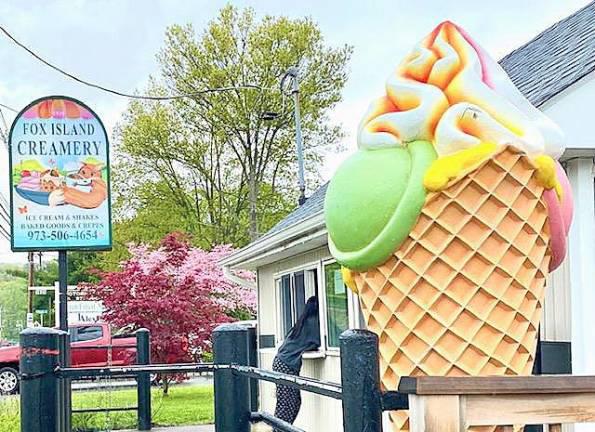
[0,222,10,242]
[0,207,9,224]
[0,207,9,226]
[0,102,17,113]
[0,103,19,113]
[0,194,9,214]
[0,24,274,101]
[0,206,9,221]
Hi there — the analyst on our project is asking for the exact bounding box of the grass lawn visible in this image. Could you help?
[0,384,214,432]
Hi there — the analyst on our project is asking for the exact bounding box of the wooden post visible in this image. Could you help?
[213,323,251,432]
[20,327,64,432]
[408,395,465,432]
[136,328,152,430]
[339,329,382,432]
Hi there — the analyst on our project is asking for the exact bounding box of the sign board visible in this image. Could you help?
[26,313,34,328]
[9,96,112,251]
[69,301,104,323]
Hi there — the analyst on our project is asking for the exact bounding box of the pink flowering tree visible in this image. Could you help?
[84,233,255,393]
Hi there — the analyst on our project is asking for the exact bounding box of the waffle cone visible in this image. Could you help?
[353,147,551,432]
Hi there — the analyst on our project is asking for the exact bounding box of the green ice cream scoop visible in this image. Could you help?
[324,140,436,271]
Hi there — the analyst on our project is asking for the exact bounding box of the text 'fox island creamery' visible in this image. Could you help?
[324,21,573,432]
[9,97,112,251]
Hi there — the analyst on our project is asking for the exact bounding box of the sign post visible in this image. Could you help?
[9,96,111,432]
[8,96,112,331]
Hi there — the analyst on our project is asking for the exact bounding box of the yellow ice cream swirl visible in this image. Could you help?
[358,21,565,193]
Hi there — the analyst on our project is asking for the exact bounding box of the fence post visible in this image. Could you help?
[340,329,383,432]
[136,328,152,430]
[57,331,71,432]
[246,325,259,411]
[213,323,251,432]
[20,327,64,432]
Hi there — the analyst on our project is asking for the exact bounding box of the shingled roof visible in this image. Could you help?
[258,1,595,244]
[500,0,595,107]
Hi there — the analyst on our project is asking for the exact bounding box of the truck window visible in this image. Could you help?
[74,326,103,342]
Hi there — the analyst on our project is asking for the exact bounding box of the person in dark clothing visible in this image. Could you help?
[273,296,320,429]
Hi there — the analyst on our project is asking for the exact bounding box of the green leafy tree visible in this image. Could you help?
[0,270,27,342]
[113,5,352,252]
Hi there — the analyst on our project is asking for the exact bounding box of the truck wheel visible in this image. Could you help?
[0,367,19,395]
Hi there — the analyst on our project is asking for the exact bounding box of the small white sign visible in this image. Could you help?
[26,313,34,328]
[334,270,346,295]
[68,301,104,323]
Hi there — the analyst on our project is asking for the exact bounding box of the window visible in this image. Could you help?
[324,262,349,348]
[73,326,103,342]
[276,268,318,340]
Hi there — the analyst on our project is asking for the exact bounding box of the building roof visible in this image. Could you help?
[263,183,328,238]
[499,0,595,108]
[222,2,595,268]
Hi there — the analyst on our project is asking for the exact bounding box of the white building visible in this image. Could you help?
[221,3,595,431]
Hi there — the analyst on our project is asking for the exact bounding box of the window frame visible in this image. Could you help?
[273,262,322,347]
[321,258,363,352]
[271,257,365,356]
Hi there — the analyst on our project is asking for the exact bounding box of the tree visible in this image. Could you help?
[113,5,352,253]
[83,233,255,393]
[0,268,27,342]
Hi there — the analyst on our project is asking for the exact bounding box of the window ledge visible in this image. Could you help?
[303,351,326,360]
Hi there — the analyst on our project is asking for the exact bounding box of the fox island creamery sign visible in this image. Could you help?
[9,96,112,251]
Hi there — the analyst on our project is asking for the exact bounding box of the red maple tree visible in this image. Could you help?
[84,233,255,391]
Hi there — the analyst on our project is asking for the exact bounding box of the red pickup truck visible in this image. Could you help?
[0,322,137,394]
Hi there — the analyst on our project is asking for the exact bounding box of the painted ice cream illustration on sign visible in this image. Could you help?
[9,97,111,251]
[324,22,573,431]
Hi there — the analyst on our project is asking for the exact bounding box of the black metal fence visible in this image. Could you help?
[19,323,408,432]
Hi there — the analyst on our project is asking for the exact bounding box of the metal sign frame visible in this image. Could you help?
[8,95,112,252]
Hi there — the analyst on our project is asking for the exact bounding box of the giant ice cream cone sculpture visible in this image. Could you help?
[324,22,573,432]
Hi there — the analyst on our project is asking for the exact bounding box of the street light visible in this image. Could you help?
[279,65,306,206]
[260,65,307,206]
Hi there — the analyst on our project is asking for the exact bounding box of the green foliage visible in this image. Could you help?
[0,398,19,432]
[0,384,214,432]
[0,272,27,342]
[0,255,99,337]
[110,5,351,256]
[33,254,100,286]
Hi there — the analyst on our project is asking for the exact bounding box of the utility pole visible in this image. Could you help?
[282,66,307,206]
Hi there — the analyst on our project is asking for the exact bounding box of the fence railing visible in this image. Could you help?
[19,324,595,432]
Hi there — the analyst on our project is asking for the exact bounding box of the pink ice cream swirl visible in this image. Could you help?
[543,163,573,271]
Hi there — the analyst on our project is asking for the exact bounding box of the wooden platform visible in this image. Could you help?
[398,375,595,431]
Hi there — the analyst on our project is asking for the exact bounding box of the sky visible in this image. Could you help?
[0,0,590,263]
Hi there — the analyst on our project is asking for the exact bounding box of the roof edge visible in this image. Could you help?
[220,211,325,269]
